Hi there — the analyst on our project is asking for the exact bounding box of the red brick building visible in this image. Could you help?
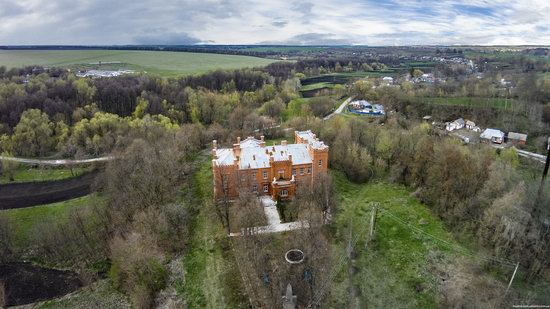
[212,130,329,201]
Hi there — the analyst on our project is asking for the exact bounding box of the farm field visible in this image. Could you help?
[0,194,105,247]
[0,165,89,184]
[0,50,277,77]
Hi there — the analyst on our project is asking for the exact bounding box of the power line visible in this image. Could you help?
[378,207,517,267]
[309,203,377,307]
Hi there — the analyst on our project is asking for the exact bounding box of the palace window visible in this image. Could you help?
[252,185,258,192]
[307,167,311,174]
[263,184,269,192]
[252,171,257,178]
[292,169,296,176]
[262,171,268,179]
[280,189,288,197]
[318,159,323,166]
[300,167,304,175]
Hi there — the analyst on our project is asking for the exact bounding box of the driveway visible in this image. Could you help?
[323,96,354,120]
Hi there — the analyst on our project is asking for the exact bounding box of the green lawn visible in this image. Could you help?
[181,159,249,308]
[0,165,88,184]
[0,50,276,77]
[331,171,460,308]
[0,194,104,247]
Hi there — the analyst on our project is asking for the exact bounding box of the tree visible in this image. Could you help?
[1,151,19,182]
[11,109,55,157]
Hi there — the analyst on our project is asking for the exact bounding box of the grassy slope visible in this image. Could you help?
[331,171,459,308]
[0,194,104,247]
[0,50,276,77]
[182,159,249,308]
[36,280,131,309]
[0,166,88,184]
[411,96,518,109]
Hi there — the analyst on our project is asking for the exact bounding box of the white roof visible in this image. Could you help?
[480,128,504,139]
[215,148,235,166]
[214,137,315,169]
[295,130,328,150]
[239,137,262,148]
[238,144,312,169]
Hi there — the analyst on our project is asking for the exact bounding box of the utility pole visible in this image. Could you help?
[536,137,550,212]
[366,203,379,249]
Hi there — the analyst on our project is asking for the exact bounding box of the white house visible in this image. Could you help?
[382,76,394,85]
[465,120,480,132]
[480,128,505,144]
[445,118,465,131]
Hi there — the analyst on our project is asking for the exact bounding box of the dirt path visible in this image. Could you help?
[0,155,113,166]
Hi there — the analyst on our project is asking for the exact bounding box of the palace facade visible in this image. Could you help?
[212,130,329,201]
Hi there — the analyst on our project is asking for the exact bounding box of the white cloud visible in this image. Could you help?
[0,0,548,45]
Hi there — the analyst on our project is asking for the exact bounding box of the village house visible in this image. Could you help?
[480,128,505,144]
[212,130,329,201]
[445,118,465,131]
[464,119,480,132]
[507,132,528,145]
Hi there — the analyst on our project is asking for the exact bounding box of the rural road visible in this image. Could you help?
[0,155,113,166]
[323,96,354,120]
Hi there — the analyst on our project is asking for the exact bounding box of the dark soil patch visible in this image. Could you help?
[0,171,99,209]
[0,262,82,307]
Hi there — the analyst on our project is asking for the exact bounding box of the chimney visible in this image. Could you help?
[289,154,292,162]
[253,155,256,160]
[281,140,287,146]
[233,143,241,158]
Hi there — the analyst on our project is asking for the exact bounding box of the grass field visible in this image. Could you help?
[0,194,104,247]
[0,50,276,77]
[0,165,88,184]
[181,160,248,308]
[331,171,460,308]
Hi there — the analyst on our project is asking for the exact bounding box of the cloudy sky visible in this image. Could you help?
[1,0,549,45]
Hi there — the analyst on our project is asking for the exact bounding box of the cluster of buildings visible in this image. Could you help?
[348,100,385,116]
[443,117,527,145]
[445,118,480,132]
[212,130,329,201]
[76,69,135,78]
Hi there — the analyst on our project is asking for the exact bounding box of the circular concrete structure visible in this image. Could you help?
[285,249,305,264]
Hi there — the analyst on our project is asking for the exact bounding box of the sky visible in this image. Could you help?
[0,0,549,46]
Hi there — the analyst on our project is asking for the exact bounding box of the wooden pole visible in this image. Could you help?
[366,204,378,248]
[536,138,550,212]
[505,262,520,297]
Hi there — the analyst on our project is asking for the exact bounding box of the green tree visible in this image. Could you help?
[11,109,54,157]
[1,151,19,182]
